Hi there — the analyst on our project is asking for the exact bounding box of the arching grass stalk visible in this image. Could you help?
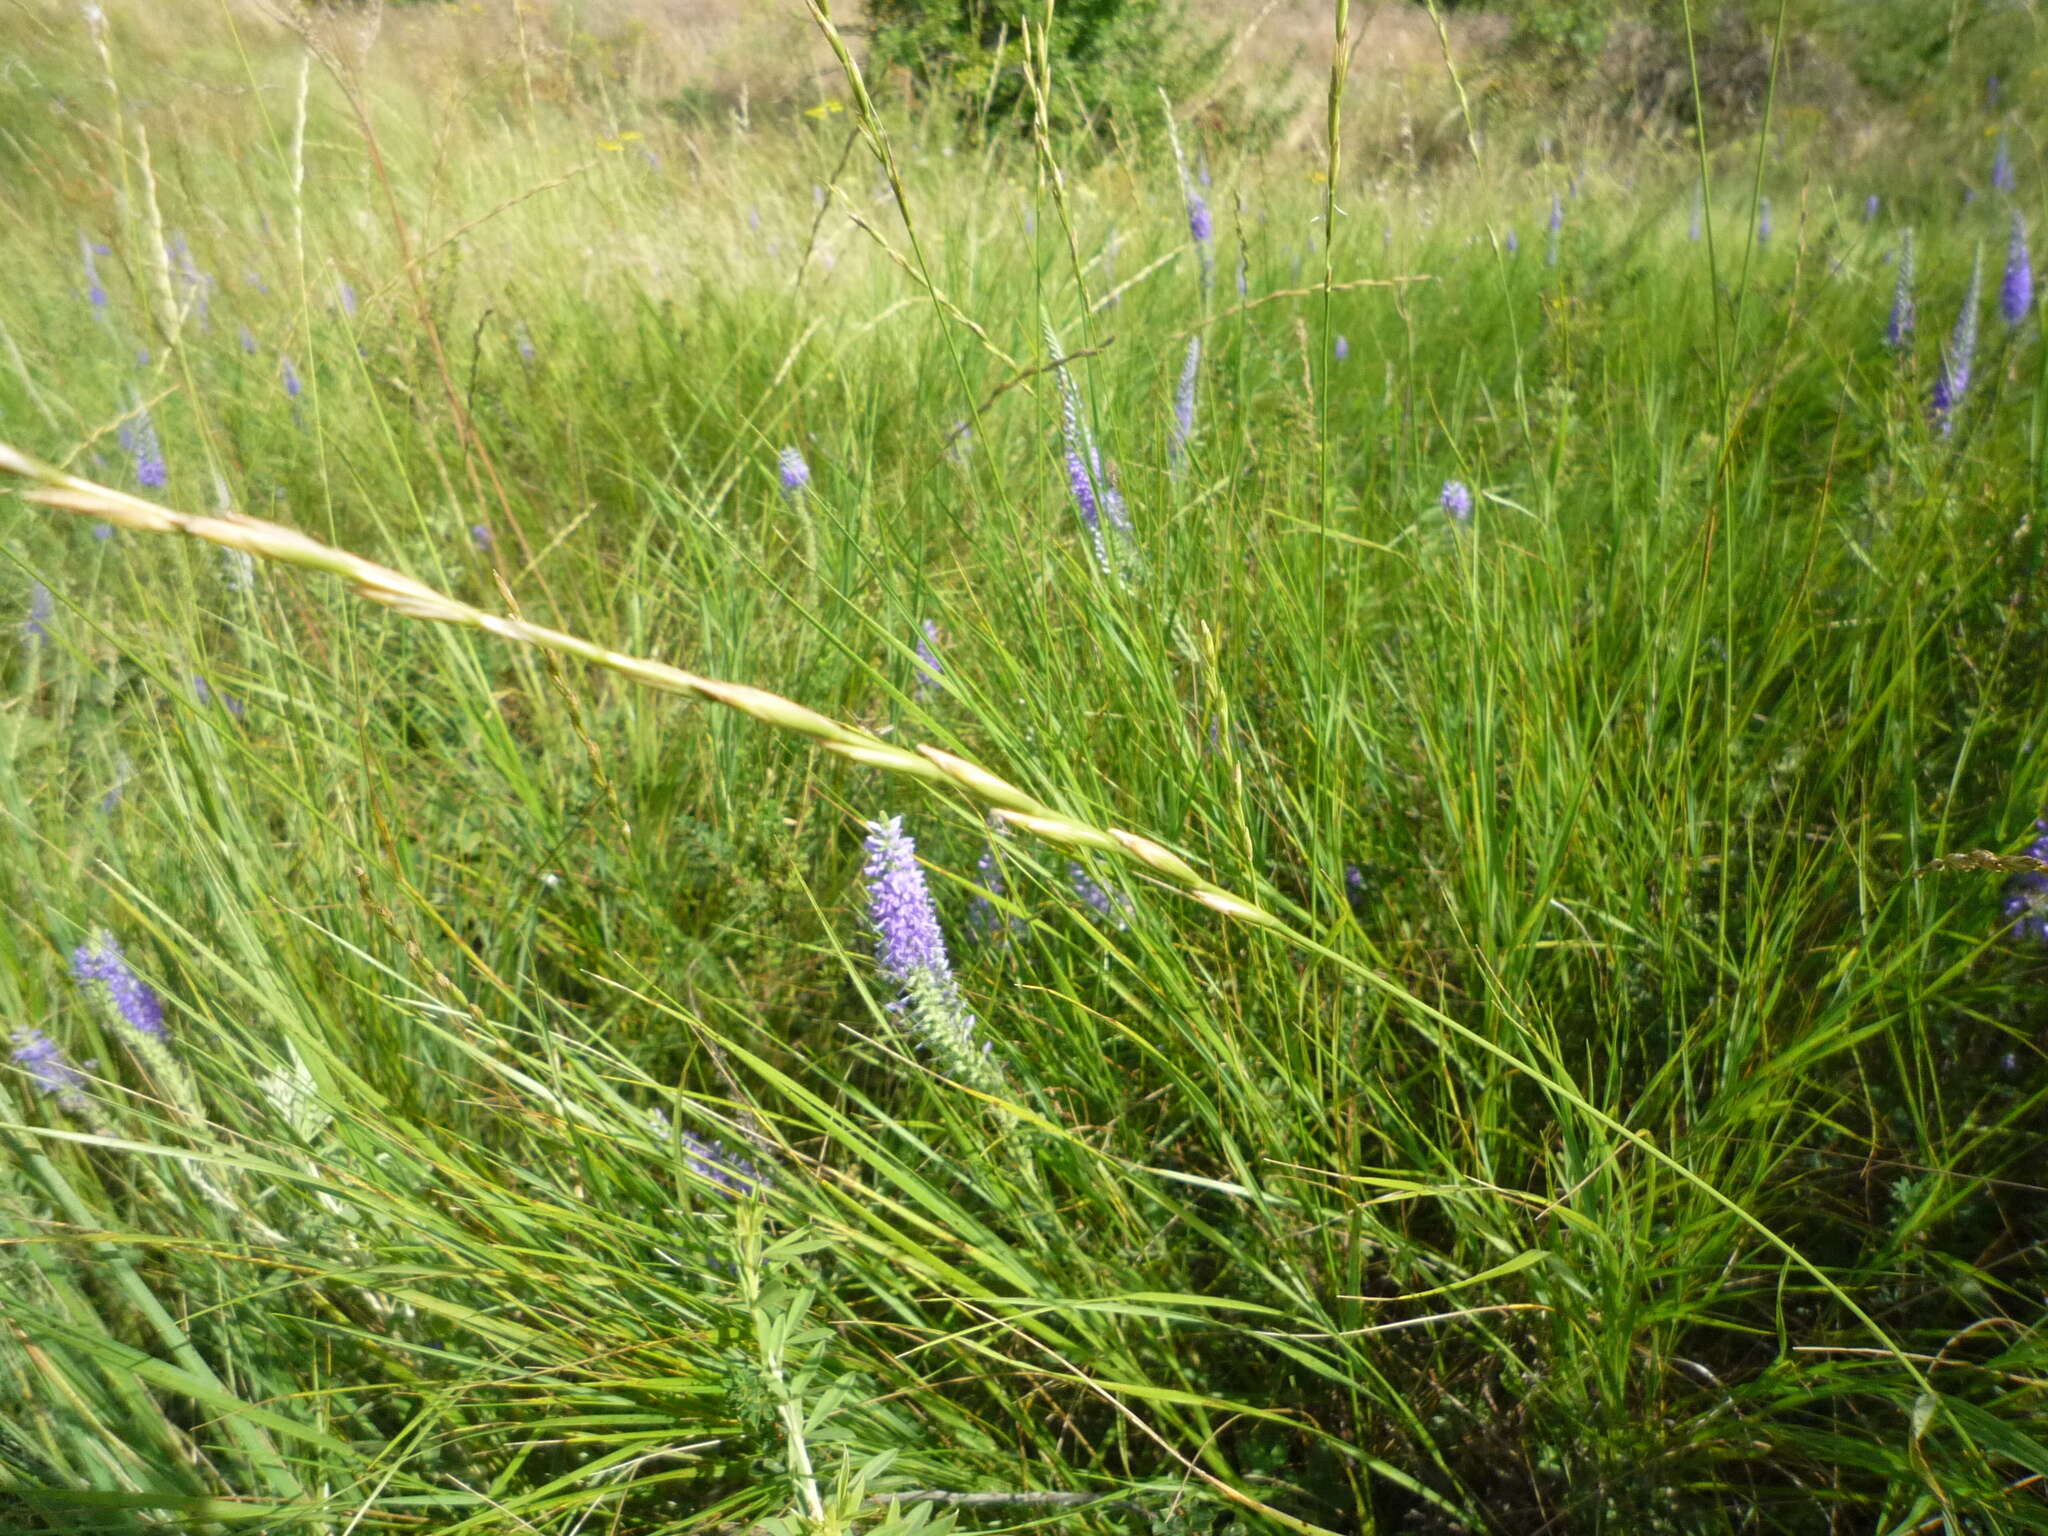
[0,441,1271,931]
[0,442,1951,1459]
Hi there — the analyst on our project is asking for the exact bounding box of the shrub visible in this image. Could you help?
[864,0,1231,147]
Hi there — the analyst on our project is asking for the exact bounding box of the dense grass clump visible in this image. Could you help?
[4,4,2048,1533]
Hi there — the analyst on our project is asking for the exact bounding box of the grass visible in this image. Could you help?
[3,2,2048,1532]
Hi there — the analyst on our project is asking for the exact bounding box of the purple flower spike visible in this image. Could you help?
[9,1029,90,1113]
[1993,133,2016,195]
[281,356,301,398]
[1887,230,1916,350]
[336,278,358,317]
[1049,330,1116,576]
[470,523,493,553]
[1333,335,1349,363]
[1864,193,1880,222]
[80,234,107,311]
[777,446,810,497]
[238,325,257,354]
[1068,862,1130,931]
[679,1130,764,1197]
[1932,247,1984,435]
[967,844,1021,942]
[1504,227,1518,256]
[862,817,995,1088]
[1187,191,1213,246]
[1064,449,1114,575]
[1440,480,1474,522]
[1170,335,1201,469]
[23,584,53,649]
[913,618,943,699]
[119,400,167,490]
[1757,197,1772,245]
[71,931,168,1039]
[190,675,244,719]
[1548,194,1564,234]
[2003,820,2048,945]
[2002,213,2032,326]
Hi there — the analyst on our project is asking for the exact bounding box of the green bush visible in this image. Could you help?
[865,0,1230,146]
[1467,0,2039,122]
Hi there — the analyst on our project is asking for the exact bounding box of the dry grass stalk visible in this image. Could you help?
[0,441,1284,932]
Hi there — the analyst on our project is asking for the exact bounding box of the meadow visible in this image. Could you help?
[3,2,2048,1532]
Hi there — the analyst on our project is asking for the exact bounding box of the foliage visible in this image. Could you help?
[1475,0,2043,124]
[864,0,1233,145]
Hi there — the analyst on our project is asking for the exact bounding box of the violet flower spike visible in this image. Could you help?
[71,930,168,1039]
[1933,247,1984,435]
[967,845,1019,942]
[1440,480,1474,522]
[80,233,107,311]
[1068,863,1130,931]
[679,1130,764,1197]
[1064,446,1112,576]
[777,446,810,498]
[1049,328,1115,576]
[22,583,53,649]
[120,397,167,490]
[281,356,302,399]
[2002,212,2032,327]
[1888,230,1917,349]
[862,817,997,1089]
[1757,197,1772,246]
[1186,189,1216,293]
[9,1029,91,1114]
[1993,132,2016,195]
[2003,820,2048,946]
[99,756,132,816]
[913,619,943,700]
[170,232,210,325]
[1504,227,1519,256]
[1887,230,1915,351]
[191,675,245,718]
[1344,863,1368,911]
[1333,335,1349,363]
[1170,335,1201,470]
[1864,193,1880,222]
